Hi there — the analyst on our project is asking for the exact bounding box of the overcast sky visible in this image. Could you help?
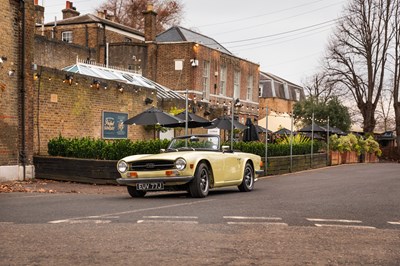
[42,0,347,86]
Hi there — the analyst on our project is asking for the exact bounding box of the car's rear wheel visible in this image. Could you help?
[238,162,254,192]
[127,186,146,197]
[189,162,210,198]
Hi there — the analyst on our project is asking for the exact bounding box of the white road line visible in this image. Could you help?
[315,224,376,229]
[388,221,400,225]
[143,216,198,219]
[48,199,214,224]
[307,218,362,223]
[227,222,288,226]
[137,220,198,224]
[49,219,112,224]
[223,216,282,220]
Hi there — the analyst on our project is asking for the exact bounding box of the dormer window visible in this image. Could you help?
[62,31,73,43]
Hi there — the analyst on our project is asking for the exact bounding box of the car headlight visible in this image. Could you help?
[117,160,128,173]
[174,158,186,171]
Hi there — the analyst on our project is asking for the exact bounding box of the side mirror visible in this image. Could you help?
[160,149,165,153]
[222,145,230,152]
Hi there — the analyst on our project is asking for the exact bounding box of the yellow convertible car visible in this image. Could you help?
[116,134,263,198]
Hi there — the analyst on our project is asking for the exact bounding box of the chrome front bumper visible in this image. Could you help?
[116,176,194,186]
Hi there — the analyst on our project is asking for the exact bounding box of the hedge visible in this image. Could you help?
[48,136,322,160]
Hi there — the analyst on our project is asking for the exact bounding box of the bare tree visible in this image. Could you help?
[97,0,184,33]
[325,0,394,133]
[303,71,346,103]
[391,0,400,154]
[375,88,395,131]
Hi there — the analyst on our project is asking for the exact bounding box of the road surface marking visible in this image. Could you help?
[137,220,198,224]
[49,219,112,224]
[314,224,376,229]
[307,218,362,223]
[223,216,282,220]
[48,199,213,224]
[143,216,198,219]
[227,222,288,226]
[388,221,400,225]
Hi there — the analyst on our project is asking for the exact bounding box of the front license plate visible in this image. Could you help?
[136,182,164,191]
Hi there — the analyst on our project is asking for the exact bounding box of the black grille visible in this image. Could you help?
[130,160,175,171]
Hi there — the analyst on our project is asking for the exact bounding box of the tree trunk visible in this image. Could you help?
[360,102,376,133]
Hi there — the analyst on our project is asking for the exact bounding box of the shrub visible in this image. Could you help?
[48,136,323,160]
[48,136,170,160]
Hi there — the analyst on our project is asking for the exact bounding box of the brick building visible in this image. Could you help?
[35,1,145,71]
[258,71,305,132]
[0,0,35,181]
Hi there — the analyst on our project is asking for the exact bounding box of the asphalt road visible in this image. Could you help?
[1,163,400,265]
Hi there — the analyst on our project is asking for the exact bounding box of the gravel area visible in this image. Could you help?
[0,179,125,194]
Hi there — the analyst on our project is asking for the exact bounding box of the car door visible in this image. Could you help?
[221,151,242,182]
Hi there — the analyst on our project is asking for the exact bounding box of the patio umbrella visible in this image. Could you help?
[255,125,272,134]
[124,107,184,138]
[207,116,247,130]
[168,111,212,128]
[243,118,259,142]
[300,132,324,140]
[124,106,183,126]
[298,123,327,132]
[274,127,292,135]
[329,126,346,136]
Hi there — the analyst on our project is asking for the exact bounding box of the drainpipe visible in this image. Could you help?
[20,0,26,181]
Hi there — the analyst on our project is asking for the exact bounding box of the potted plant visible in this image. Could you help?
[329,134,342,165]
[363,136,382,162]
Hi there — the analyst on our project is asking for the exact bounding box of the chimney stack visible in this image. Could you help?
[62,1,80,19]
[34,0,45,25]
[142,4,157,42]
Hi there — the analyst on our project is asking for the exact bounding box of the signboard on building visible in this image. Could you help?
[102,111,128,139]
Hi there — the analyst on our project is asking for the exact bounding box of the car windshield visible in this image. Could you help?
[168,135,220,151]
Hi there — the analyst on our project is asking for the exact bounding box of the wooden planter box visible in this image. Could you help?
[329,151,342,165]
[341,151,358,164]
[365,153,379,163]
[34,156,119,184]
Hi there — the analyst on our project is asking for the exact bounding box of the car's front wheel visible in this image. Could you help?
[127,186,146,198]
[189,162,210,198]
[238,162,254,192]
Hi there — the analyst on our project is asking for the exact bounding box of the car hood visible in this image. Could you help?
[121,151,217,162]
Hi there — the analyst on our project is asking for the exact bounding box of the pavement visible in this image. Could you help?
[0,179,125,195]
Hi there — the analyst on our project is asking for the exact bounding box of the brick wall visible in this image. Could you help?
[32,67,159,155]
[36,24,143,64]
[34,35,97,69]
[0,0,35,180]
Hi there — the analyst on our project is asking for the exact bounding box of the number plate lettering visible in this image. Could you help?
[136,182,164,191]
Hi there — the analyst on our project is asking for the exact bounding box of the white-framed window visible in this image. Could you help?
[271,80,277,98]
[61,31,73,43]
[202,60,210,100]
[295,89,301,101]
[283,83,290,99]
[233,70,241,99]
[246,75,253,101]
[259,86,263,97]
[220,65,227,96]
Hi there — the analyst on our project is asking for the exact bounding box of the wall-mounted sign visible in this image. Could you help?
[102,111,128,139]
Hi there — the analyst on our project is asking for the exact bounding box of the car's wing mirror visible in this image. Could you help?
[160,149,165,153]
[222,145,230,152]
